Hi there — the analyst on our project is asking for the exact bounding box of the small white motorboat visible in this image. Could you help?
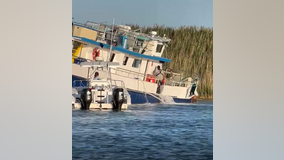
[72,61,131,111]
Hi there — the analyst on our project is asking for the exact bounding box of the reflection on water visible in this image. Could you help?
[73,101,213,160]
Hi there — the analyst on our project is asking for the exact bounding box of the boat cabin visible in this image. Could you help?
[72,22,171,80]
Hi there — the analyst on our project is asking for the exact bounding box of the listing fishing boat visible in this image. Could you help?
[72,20,199,104]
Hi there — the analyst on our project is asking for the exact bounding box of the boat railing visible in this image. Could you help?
[72,22,86,27]
[164,79,189,87]
[111,67,145,80]
[72,22,102,32]
[73,79,116,88]
[73,60,190,87]
[108,79,130,97]
[72,80,89,88]
[108,79,126,88]
[110,67,190,88]
[73,21,115,34]
[72,55,92,64]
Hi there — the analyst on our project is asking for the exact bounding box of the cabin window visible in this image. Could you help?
[110,53,115,62]
[136,39,144,47]
[123,56,129,65]
[105,33,112,45]
[117,36,123,46]
[132,59,141,68]
[105,33,111,40]
[156,44,163,53]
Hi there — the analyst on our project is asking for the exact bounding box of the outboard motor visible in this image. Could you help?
[80,88,92,110]
[112,88,125,111]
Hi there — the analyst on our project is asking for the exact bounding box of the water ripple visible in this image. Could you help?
[73,101,213,160]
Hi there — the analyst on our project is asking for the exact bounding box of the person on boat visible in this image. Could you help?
[153,66,164,93]
[157,75,166,94]
[93,72,101,80]
[153,65,164,84]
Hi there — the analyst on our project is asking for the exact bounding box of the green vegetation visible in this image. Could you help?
[130,24,213,99]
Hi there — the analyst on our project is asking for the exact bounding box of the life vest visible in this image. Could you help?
[93,48,100,60]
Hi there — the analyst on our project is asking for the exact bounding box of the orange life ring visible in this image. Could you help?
[93,48,100,60]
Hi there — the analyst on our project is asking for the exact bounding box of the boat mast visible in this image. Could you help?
[106,17,115,88]
[107,17,115,70]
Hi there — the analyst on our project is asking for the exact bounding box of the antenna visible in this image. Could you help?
[106,17,115,88]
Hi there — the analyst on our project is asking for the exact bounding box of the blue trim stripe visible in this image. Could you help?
[73,36,171,63]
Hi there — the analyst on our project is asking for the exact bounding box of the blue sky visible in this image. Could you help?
[72,0,213,28]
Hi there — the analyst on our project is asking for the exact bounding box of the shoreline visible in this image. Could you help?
[197,97,213,101]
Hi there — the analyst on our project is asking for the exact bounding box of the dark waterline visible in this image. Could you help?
[73,101,213,160]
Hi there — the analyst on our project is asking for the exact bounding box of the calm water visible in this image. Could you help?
[73,101,213,160]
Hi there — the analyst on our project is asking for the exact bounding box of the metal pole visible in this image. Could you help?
[107,17,115,89]
[107,17,115,64]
